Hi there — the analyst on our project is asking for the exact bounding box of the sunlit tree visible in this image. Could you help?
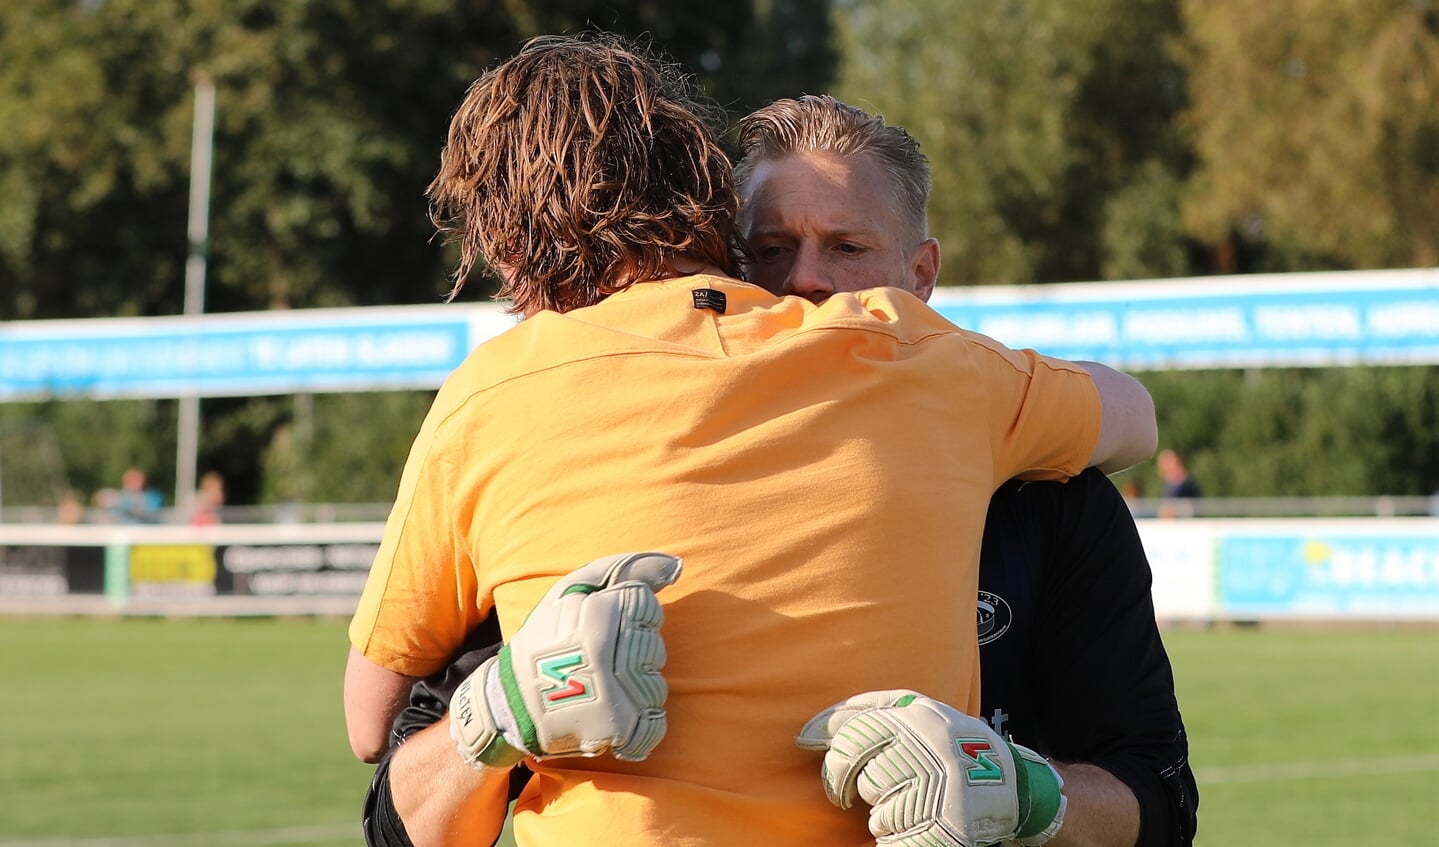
[1180,0,1439,270]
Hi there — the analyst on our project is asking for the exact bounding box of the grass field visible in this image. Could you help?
[1,618,1436,846]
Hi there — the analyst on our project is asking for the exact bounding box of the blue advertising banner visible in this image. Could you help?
[0,305,517,400]
[1218,527,1439,617]
[928,268,1439,370]
[2,268,1436,400]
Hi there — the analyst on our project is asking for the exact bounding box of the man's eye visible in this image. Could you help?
[836,243,866,255]
[756,244,789,260]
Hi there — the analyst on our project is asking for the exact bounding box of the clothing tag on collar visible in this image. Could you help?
[692,288,727,314]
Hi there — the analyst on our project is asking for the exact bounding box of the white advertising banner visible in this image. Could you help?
[1137,517,1439,621]
[1136,521,1219,620]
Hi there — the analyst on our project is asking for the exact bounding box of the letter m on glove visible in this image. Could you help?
[957,739,1006,784]
[539,652,594,707]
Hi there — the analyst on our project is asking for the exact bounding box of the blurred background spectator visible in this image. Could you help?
[1157,449,1201,518]
[113,467,163,524]
[189,471,226,526]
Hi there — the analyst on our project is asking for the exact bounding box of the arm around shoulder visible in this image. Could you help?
[345,646,421,763]
[1078,362,1157,474]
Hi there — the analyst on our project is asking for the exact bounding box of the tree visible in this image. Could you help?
[1140,366,1439,498]
[0,1,834,507]
[516,0,835,123]
[1180,0,1439,270]
[0,1,835,323]
[0,0,529,321]
[830,0,1193,286]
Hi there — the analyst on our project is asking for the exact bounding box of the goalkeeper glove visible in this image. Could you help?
[449,551,682,769]
[797,689,1066,847]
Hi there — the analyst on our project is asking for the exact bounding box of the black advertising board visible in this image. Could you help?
[0,545,106,597]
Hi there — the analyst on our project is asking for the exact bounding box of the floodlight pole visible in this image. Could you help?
[175,74,215,514]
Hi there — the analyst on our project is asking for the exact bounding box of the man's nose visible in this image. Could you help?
[784,247,834,303]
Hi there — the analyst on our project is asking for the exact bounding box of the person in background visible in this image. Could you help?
[1156,448,1202,518]
[112,467,162,524]
[55,490,86,524]
[189,471,225,526]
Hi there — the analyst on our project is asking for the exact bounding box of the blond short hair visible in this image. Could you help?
[735,95,932,247]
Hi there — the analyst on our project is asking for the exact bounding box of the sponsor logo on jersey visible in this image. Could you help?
[977,590,1013,646]
[956,738,1006,784]
[538,651,595,707]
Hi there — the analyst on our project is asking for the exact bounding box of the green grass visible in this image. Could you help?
[1166,625,1439,845]
[0,619,1435,846]
[0,617,369,846]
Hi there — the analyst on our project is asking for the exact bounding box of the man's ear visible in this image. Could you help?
[909,238,940,303]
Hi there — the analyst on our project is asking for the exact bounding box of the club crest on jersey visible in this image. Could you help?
[977,590,1013,646]
[956,738,1006,784]
[538,651,594,708]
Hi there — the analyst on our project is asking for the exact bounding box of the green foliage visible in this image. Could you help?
[3,3,1436,506]
[0,0,512,320]
[0,2,833,506]
[0,398,175,507]
[0,1,833,321]
[201,395,289,505]
[831,0,1192,285]
[1100,161,1191,281]
[302,391,434,502]
[0,1,835,321]
[1180,0,1439,270]
[257,391,434,505]
[1140,366,1439,497]
[513,0,836,123]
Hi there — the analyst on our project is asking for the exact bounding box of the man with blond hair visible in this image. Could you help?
[739,95,1197,847]
[345,35,1156,847]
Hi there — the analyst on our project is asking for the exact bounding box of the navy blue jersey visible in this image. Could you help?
[365,468,1198,847]
[977,468,1197,847]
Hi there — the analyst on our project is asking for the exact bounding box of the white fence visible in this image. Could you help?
[4,518,1439,622]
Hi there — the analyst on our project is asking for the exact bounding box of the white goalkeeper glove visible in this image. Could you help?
[449,551,682,769]
[797,690,1066,847]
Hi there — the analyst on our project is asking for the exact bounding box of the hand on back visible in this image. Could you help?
[450,552,682,768]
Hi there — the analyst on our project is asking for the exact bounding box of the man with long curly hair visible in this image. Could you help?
[344,33,1157,847]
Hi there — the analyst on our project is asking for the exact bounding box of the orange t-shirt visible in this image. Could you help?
[350,275,1101,847]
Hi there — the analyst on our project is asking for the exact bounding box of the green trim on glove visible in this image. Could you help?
[475,732,526,768]
[449,660,527,770]
[1009,743,1064,840]
[498,646,542,754]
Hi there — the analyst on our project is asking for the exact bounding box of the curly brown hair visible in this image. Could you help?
[427,33,745,315]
